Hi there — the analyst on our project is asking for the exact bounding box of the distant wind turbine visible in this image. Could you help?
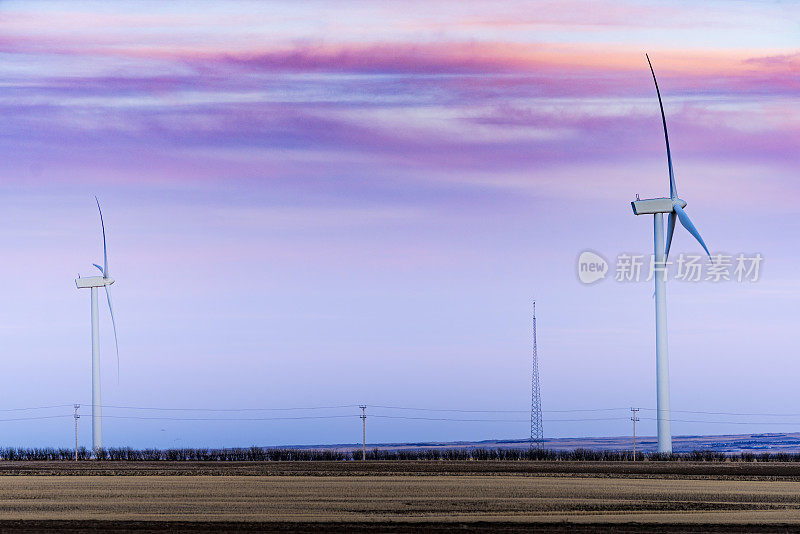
[631,55,711,454]
[75,198,119,452]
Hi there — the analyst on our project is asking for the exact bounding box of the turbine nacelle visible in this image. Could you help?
[75,276,115,289]
[631,197,687,215]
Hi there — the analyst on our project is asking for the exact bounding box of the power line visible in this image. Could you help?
[6,410,800,428]
[101,404,631,414]
[0,404,74,412]
[13,403,800,422]
[0,403,636,415]
[369,406,631,414]
[86,413,638,424]
[372,415,529,422]
[0,415,72,422]
[102,414,358,422]
[371,415,631,423]
[543,408,632,413]
[368,405,528,413]
[640,417,800,425]
[100,404,360,412]
[74,411,800,425]
[644,408,800,417]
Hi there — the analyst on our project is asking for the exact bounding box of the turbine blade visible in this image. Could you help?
[104,286,120,383]
[92,264,104,276]
[95,197,109,279]
[665,211,676,261]
[646,54,677,200]
[673,204,710,258]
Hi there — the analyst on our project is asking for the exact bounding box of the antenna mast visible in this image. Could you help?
[530,301,543,448]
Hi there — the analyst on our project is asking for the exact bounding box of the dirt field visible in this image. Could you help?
[3,461,800,532]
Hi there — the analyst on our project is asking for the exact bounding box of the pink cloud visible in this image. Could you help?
[1,25,797,190]
[173,44,800,97]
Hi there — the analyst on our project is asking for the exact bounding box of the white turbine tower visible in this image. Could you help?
[631,55,711,454]
[75,198,119,452]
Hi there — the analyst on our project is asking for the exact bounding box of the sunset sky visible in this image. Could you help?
[1,0,798,448]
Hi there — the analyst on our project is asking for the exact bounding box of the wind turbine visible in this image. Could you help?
[75,198,119,452]
[631,55,711,454]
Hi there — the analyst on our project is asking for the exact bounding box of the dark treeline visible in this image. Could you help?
[1,446,800,462]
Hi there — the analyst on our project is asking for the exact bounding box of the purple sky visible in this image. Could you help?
[0,1,799,448]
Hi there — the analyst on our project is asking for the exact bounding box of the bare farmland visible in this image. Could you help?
[3,462,800,531]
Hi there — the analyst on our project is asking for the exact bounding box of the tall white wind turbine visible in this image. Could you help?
[631,55,711,454]
[75,198,119,452]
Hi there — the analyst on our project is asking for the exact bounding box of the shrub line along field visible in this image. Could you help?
[10,445,800,462]
[5,461,800,532]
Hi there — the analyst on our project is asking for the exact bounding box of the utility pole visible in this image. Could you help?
[631,407,639,461]
[359,405,367,461]
[74,404,80,461]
